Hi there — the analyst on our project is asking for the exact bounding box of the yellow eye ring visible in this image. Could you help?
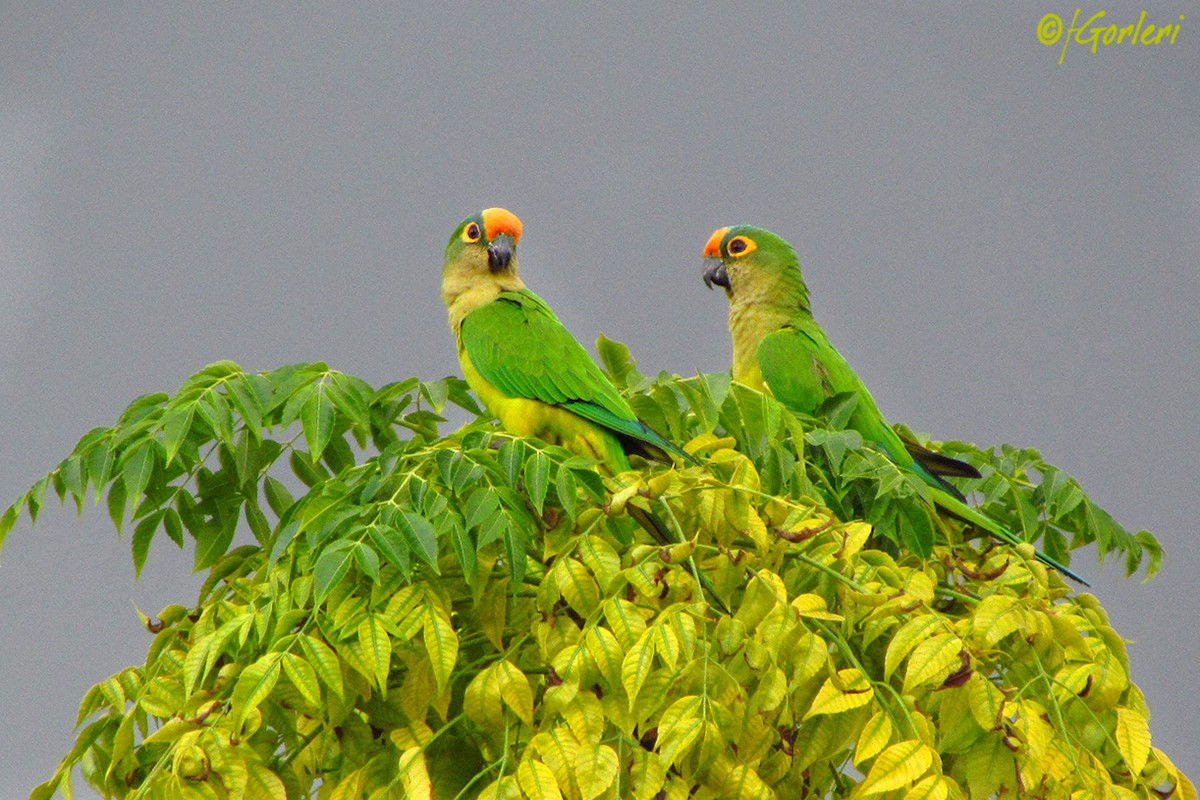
[727,236,756,257]
[462,222,482,243]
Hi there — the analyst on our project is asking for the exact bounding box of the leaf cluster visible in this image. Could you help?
[4,347,1188,800]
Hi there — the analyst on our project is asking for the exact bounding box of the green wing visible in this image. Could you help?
[757,324,901,453]
[461,289,692,462]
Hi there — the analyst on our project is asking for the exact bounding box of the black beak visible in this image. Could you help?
[702,260,730,290]
[487,234,514,273]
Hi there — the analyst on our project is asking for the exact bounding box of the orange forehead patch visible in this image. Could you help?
[481,207,523,243]
[703,227,730,258]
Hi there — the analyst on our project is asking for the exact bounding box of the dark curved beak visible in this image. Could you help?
[702,260,729,290]
[487,234,515,273]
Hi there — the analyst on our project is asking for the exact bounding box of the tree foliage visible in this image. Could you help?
[2,347,1189,800]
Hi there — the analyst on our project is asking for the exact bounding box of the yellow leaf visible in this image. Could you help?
[555,557,601,617]
[300,634,343,701]
[838,521,872,559]
[902,633,963,694]
[496,660,535,727]
[805,668,874,718]
[608,478,641,516]
[517,758,563,800]
[583,626,623,688]
[231,653,281,736]
[972,594,1026,648]
[966,672,1004,731]
[532,728,580,797]
[602,598,647,650]
[574,745,618,800]
[854,710,894,766]
[902,774,949,800]
[792,593,843,621]
[562,693,606,744]
[854,740,934,796]
[579,534,621,592]
[622,630,657,711]
[398,747,433,800]
[357,615,391,693]
[752,667,788,715]
[651,619,682,671]
[657,695,704,767]
[476,776,521,800]
[423,606,459,695]
[884,615,942,681]
[243,761,287,800]
[479,579,509,651]
[1115,707,1151,776]
[628,749,666,800]
[281,653,321,708]
[389,720,434,750]
[464,662,505,730]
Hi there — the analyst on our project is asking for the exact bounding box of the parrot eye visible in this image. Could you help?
[727,236,756,257]
[462,222,482,243]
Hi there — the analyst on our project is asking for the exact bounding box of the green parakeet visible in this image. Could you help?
[701,224,1086,585]
[441,207,711,599]
[442,207,692,472]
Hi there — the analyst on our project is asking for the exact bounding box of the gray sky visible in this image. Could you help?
[2,4,1197,793]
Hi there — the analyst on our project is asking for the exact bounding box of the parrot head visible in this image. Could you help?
[445,207,523,275]
[702,224,809,312]
[442,207,526,314]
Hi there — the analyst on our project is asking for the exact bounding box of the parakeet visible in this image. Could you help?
[701,224,1086,585]
[442,207,716,607]
[441,207,693,474]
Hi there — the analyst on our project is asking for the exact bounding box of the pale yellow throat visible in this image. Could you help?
[727,300,789,393]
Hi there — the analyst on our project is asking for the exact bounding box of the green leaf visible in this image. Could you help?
[498,439,525,485]
[1134,530,1163,580]
[226,373,265,439]
[244,499,271,546]
[290,449,328,488]
[161,403,196,465]
[896,502,934,559]
[420,378,450,413]
[314,541,356,604]
[596,334,638,388]
[302,382,336,462]
[121,441,157,513]
[0,504,18,553]
[524,451,549,515]
[352,541,380,582]
[106,481,127,534]
[394,510,439,572]
[367,523,411,576]
[132,510,165,579]
[193,515,237,571]
[197,390,236,451]
[264,475,295,517]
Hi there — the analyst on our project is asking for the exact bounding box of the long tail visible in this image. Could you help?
[930,487,1089,586]
[627,505,731,612]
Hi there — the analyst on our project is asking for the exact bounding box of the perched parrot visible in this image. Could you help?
[701,224,1086,585]
[441,207,694,474]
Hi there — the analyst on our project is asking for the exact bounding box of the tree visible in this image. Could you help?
[2,347,1190,800]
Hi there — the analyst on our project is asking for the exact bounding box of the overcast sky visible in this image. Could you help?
[2,4,1197,794]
